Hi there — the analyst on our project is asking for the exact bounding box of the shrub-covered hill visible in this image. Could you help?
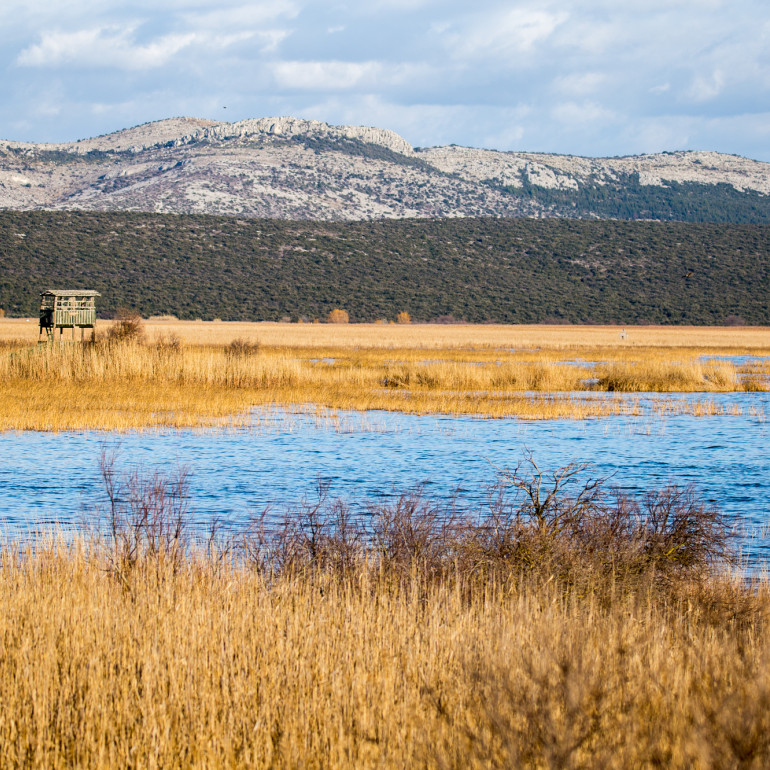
[0,211,767,324]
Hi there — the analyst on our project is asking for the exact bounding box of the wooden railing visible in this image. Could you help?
[53,309,96,326]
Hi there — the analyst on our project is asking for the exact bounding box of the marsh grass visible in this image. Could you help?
[0,322,767,430]
[0,460,767,768]
[3,319,770,350]
[596,359,742,391]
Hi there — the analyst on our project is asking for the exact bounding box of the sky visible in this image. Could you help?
[1,0,769,160]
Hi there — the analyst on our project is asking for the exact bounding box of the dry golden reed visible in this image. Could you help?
[0,540,768,769]
[0,343,756,431]
[3,318,770,350]
[0,319,767,430]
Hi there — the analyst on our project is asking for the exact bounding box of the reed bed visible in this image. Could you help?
[0,338,762,430]
[5,549,769,769]
[3,318,770,350]
[1,457,768,769]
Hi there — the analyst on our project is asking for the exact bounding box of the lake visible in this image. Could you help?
[1,392,768,559]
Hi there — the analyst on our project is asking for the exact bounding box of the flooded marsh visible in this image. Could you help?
[1,397,767,560]
[1,321,770,767]
[1,321,768,548]
[0,320,768,430]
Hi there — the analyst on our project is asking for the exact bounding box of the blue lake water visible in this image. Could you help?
[1,393,768,558]
[699,355,770,366]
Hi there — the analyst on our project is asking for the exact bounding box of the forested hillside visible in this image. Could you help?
[499,175,770,223]
[0,211,767,324]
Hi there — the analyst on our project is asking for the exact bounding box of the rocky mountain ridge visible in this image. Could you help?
[1,117,768,221]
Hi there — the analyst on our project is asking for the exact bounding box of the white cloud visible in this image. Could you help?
[272,61,382,90]
[17,27,190,69]
[253,29,290,54]
[448,7,568,60]
[31,100,63,118]
[620,117,695,155]
[551,100,618,127]
[687,70,725,102]
[16,25,255,70]
[552,72,606,96]
[182,2,298,31]
[293,94,531,151]
[271,60,429,91]
[360,0,436,9]
[1,0,770,160]
[477,122,527,150]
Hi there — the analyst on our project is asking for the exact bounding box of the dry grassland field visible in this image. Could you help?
[4,317,770,349]
[0,319,768,430]
[2,319,770,767]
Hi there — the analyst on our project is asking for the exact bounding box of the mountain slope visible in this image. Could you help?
[1,117,769,222]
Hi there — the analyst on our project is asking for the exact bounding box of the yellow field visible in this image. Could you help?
[3,317,770,349]
[0,320,767,430]
[0,540,767,769]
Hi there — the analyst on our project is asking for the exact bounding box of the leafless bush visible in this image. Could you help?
[96,450,191,584]
[154,333,183,354]
[239,460,734,590]
[106,309,145,344]
[226,337,260,357]
[495,454,604,537]
[452,455,608,580]
[243,487,462,581]
[454,454,734,585]
[244,481,364,577]
[100,445,733,596]
[636,485,732,571]
[368,490,459,578]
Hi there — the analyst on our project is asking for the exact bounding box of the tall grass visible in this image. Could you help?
[0,337,762,430]
[0,461,767,768]
[597,359,741,391]
[3,319,770,351]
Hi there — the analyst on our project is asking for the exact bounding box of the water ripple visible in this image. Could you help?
[0,394,767,557]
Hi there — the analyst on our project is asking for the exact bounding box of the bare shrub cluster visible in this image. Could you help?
[100,313,183,355]
[91,451,734,595]
[105,309,145,344]
[98,452,189,566]
[240,454,734,592]
[225,337,261,357]
[153,332,183,354]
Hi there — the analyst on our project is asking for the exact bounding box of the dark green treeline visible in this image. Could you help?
[0,211,767,324]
